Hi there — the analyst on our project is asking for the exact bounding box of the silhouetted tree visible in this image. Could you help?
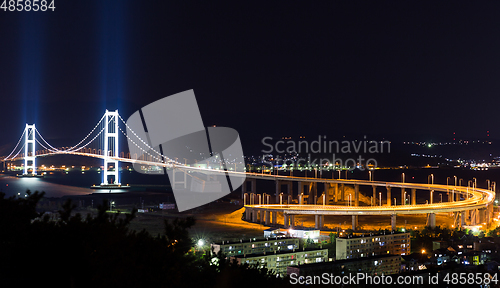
[0,190,292,288]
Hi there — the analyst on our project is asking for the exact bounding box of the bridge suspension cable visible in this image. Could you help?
[3,128,26,160]
[117,113,179,164]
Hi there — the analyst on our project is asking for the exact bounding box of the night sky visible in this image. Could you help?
[1,1,500,154]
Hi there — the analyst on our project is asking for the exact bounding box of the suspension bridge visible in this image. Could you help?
[0,109,496,228]
[2,109,183,187]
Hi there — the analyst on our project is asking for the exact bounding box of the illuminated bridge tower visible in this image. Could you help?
[24,124,36,175]
[102,109,120,186]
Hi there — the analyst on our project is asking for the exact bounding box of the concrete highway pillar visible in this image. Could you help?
[352,215,358,231]
[461,211,466,227]
[372,186,377,205]
[471,209,478,226]
[242,178,247,199]
[250,193,255,205]
[314,215,325,229]
[430,190,434,204]
[272,211,277,225]
[489,204,494,223]
[243,193,248,205]
[245,208,251,221]
[354,184,359,206]
[333,183,338,203]
[325,183,333,205]
[411,188,416,205]
[284,214,289,228]
[265,210,271,225]
[288,195,292,204]
[401,188,405,205]
[391,214,397,231]
[252,209,258,223]
[290,215,295,228]
[386,186,391,206]
[479,208,486,224]
[299,194,303,205]
[275,180,280,204]
[287,182,292,202]
[427,213,436,228]
[453,212,459,228]
[340,183,345,203]
[309,182,316,204]
[250,179,256,194]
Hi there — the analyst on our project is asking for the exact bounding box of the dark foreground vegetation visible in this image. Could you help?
[0,191,290,288]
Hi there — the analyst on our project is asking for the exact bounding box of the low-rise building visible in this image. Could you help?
[336,232,410,260]
[230,248,328,277]
[287,254,401,277]
[211,237,299,257]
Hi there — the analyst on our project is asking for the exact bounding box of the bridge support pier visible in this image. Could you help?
[284,214,295,228]
[245,208,251,221]
[411,188,416,205]
[252,209,258,223]
[352,215,358,231]
[427,213,436,228]
[391,214,397,231]
[275,181,280,204]
[315,215,324,229]
[386,186,391,206]
[265,210,271,225]
[471,209,478,226]
[243,179,256,199]
[372,186,376,205]
[453,212,459,228]
[308,182,317,204]
[461,211,466,227]
[354,184,359,206]
[325,183,335,204]
[340,183,345,203]
[272,211,277,225]
[430,190,434,204]
[401,188,406,205]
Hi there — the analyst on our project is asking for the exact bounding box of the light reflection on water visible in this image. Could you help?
[0,174,93,198]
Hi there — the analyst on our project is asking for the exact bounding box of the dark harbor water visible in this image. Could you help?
[0,167,498,202]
